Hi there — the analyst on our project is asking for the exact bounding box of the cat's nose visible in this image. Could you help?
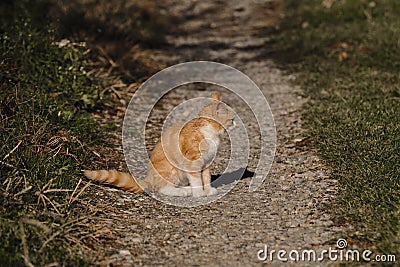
[227,120,236,131]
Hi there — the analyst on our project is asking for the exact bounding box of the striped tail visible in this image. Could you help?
[84,170,145,193]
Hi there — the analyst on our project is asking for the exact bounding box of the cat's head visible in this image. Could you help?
[199,93,235,132]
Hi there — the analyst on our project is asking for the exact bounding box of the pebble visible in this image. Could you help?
[119,250,131,257]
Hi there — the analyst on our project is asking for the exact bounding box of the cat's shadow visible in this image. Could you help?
[211,167,254,187]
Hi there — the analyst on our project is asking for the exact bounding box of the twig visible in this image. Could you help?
[38,216,89,255]
[41,194,60,214]
[69,178,82,204]
[69,181,92,204]
[65,235,92,251]
[43,189,73,194]
[3,140,22,160]
[14,185,33,198]
[110,86,123,99]
[22,218,51,234]
[91,150,101,158]
[96,46,118,67]
[42,178,55,192]
[37,193,47,210]
[19,220,35,267]
[0,160,14,168]
[38,229,63,253]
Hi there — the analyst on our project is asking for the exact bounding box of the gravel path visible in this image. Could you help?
[86,0,346,266]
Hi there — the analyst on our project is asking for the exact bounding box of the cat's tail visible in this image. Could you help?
[83,170,145,193]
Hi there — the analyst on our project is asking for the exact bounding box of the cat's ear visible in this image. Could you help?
[216,102,228,116]
[211,93,220,101]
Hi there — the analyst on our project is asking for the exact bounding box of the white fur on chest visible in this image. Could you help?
[199,124,220,165]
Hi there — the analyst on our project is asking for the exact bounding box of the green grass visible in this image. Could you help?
[271,0,400,255]
[0,0,168,265]
[0,21,102,266]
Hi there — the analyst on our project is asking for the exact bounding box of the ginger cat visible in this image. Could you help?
[84,93,235,197]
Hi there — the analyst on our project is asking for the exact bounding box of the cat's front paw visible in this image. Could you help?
[206,187,218,196]
[192,188,207,198]
[181,186,192,196]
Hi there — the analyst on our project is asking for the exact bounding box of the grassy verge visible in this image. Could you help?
[271,0,400,255]
[0,0,167,265]
[0,21,101,266]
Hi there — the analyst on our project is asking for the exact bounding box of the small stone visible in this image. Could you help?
[119,250,131,257]
[131,237,141,243]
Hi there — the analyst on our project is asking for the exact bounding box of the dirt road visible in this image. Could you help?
[86,1,345,266]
